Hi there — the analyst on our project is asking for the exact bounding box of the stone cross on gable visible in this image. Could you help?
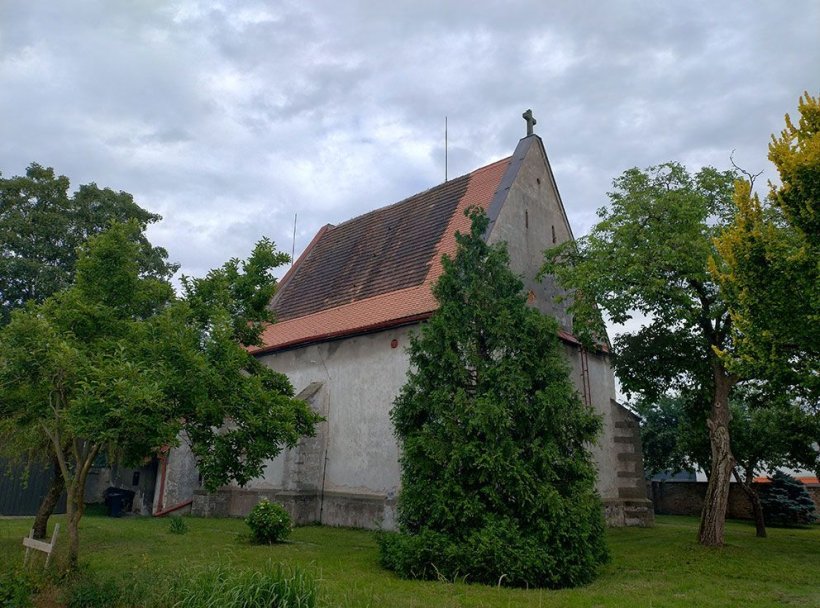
[522,109,537,136]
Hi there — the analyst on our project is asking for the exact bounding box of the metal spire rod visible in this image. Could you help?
[291,213,297,266]
[445,115,448,182]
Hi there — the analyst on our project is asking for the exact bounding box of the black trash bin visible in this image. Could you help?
[103,487,135,517]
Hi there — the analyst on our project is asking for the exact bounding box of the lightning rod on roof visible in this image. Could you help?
[291,213,297,267]
[445,115,448,183]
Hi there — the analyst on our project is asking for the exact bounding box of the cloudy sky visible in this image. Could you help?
[2,1,818,282]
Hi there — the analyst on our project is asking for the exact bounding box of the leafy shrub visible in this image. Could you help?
[64,571,119,608]
[246,499,291,544]
[169,561,316,608]
[0,567,40,608]
[168,516,188,535]
[760,472,817,526]
[378,499,609,588]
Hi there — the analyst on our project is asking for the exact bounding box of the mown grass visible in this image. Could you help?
[1,514,817,607]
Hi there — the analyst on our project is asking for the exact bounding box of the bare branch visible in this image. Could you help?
[729,149,764,189]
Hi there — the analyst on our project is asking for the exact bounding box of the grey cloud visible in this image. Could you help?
[1,0,818,284]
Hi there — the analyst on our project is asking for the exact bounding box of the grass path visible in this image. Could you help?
[1,514,817,607]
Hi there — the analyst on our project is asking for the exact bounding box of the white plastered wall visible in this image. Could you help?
[252,326,415,509]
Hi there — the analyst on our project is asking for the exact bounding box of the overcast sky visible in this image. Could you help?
[2,1,818,284]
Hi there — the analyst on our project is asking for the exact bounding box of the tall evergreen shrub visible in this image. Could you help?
[760,471,817,526]
[378,207,608,588]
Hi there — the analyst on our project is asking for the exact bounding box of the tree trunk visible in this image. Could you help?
[65,483,81,570]
[698,367,734,547]
[32,456,64,539]
[64,445,96,570]
[734,467,767,538]
[66,478,90,570]
[748,485,767,538]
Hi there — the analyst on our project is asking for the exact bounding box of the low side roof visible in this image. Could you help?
[252,156,512,354]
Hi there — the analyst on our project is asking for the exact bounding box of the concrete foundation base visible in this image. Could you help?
[603,498,655,527]
[193,488,653,529]
[191,488,396,530]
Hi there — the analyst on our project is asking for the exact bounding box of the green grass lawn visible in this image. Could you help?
[1,513,818,607]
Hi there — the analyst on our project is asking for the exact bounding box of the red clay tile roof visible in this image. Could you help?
[252,157,511,354]
[754,475,819,485]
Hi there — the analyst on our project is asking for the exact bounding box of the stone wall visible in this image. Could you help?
[489,137,653,527]
[650,480,820,518]
[152,436,201,514]
[191,487,396,530]
[243,326,412,529]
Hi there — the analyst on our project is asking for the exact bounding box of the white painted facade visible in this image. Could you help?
[169,136,653,527]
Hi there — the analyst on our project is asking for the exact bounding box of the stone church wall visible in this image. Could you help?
[486,137,653,526]
[192,321,653,527]
[189,135,653,527]
[199,326,416,527]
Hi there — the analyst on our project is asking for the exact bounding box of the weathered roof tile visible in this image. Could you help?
[252,157,511,354]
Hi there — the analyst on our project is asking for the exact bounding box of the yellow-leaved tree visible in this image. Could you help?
[712,92,819,400]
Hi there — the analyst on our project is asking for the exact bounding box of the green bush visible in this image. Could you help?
[760,472,817,527]
[246,499,292,544]
[378,499,608,588]
[0,567,40,608]
[168,516,188,535]
[64,571,119,608]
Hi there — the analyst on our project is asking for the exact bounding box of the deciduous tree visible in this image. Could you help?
[543,164,740,546]
[637,388,819,537]
[0,164,178,538]
[729,390,819,536]
[634,392,709,479]
[0,222,319,568]
[0,163,176,324]
[712,92,819,399]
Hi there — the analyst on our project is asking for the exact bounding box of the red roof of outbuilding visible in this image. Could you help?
[251,157,512,354]
[754,475,819,485]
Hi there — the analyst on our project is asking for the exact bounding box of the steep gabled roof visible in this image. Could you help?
[251,155,512,354]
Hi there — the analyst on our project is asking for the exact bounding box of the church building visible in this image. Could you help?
[160,118,654,528]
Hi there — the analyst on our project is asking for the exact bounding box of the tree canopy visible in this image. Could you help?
[634,392,709,479]
[0,163,176,324]
[379,208,608,589]
[0,165,180,538]
[543,163,740,546]
[543,92,820,547]
[712,92,819,399]
[0,222,320,568]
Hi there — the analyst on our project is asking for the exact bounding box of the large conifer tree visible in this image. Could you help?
[379,207,608,589]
